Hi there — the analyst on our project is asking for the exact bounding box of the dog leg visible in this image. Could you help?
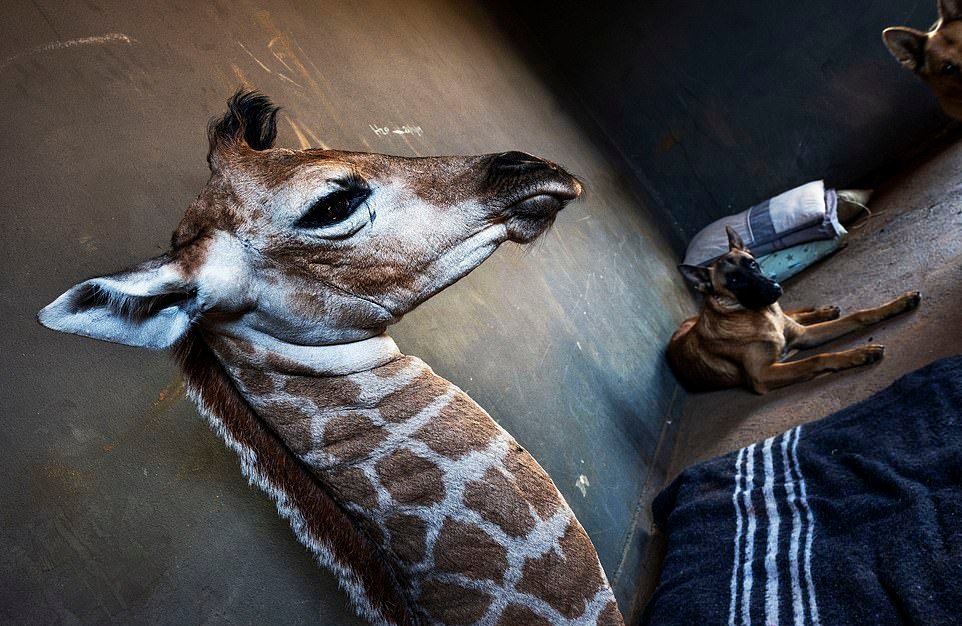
[788,292,921,350]
[747,345,885,394]
[786,306,841,325]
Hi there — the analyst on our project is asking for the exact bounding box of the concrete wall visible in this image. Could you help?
[0,0,690,623]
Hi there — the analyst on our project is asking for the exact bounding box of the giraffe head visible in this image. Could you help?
[39,91,582,349]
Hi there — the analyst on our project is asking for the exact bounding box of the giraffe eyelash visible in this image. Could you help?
[297,185,371,229]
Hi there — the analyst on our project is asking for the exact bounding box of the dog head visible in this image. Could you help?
[883,0,962,119]
[678,226,783,310]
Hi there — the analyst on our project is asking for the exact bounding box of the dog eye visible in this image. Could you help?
[941,62,960,76]
[297,186,370,228]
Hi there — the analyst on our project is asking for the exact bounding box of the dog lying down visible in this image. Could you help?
[667,226,921,394]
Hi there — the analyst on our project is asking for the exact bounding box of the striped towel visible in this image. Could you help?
[642,355,962,626]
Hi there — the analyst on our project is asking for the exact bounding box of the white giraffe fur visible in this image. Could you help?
[222,326,403,376]
[184,379,398,626]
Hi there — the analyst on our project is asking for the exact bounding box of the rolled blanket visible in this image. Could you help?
[683,180,847,272]
[642,355,962,626]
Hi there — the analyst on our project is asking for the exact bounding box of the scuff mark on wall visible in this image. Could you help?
[255,11,344,129]
[0,33,137,73]
[285,116,329,150]
[268,37,295,73]
[230,63,253,89]
[153,379,186,409]
[236,41,303,89]
[78,234,98,252]
[575,474,590,497]
[301,125,328,150]
[286,116,312,149]
[236,41,272,74]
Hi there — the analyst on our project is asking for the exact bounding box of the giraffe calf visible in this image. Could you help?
[39,90,623,626]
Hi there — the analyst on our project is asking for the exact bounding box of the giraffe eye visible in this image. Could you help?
[297,187,370,228]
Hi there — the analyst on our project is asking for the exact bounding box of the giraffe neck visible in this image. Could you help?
[214,327,402,376]
[173,332,415,626]
[203,331,623,626]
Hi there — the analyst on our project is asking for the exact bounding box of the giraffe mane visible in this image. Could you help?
[173,330,417,626]
[207,88,280,159]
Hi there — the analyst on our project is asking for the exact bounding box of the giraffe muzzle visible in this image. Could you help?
[496,154,582,243]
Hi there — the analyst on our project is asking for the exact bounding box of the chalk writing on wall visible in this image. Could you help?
[369,124,424,138]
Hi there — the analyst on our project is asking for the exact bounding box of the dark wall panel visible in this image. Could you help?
[497,0,949,244]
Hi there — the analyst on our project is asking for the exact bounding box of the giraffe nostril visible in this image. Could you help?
[491,151,551,174]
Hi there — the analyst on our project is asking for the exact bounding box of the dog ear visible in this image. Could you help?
[725,225,748,252]
[678,264,713,293]
[940,0,962,22]
[882,27,928,71]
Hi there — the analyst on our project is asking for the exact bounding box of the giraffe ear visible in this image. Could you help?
[207,88,280,169]
[38,255,199,350]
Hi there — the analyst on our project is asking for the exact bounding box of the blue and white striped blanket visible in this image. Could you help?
[642,355,962,626]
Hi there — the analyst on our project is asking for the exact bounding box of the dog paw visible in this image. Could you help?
[818,305,841,320]
[901,291,922,310]
[861,344,885,364]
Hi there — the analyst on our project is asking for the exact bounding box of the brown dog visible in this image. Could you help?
[884,0,962,119]
[667,227,921,394]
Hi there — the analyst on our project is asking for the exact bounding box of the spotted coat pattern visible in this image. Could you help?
[210,335,622,626]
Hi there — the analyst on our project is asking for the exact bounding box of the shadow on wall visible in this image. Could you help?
[490,0,950,244]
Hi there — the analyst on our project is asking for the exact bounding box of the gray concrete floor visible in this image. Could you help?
[667,139,962,478]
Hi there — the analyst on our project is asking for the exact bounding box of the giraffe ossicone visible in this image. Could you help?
[39,90,624,626]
